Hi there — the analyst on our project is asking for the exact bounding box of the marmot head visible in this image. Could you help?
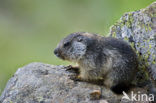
[54,32,97,62]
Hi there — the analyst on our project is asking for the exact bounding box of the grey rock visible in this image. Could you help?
[1,62,145,103]
[0,63,119,103]
[110,2,156,81]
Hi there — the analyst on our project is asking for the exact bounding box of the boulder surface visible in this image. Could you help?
[110,2,156,81]
[0,63,120,103]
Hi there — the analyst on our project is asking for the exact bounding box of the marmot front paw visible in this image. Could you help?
[66,65,80,74]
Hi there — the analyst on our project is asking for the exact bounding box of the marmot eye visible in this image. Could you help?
[64,42,70,47]
[78,37,83,42]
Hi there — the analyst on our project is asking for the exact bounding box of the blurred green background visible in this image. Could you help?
[0,0,155,94]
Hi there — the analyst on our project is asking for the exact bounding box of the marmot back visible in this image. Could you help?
[54,32,138,94]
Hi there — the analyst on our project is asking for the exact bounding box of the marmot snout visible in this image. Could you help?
[54,32,138,94]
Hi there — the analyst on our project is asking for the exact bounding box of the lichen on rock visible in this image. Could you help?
[110,2,156,81]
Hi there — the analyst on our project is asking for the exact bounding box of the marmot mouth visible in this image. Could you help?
[55,53,65,60]
[59,55,65,60]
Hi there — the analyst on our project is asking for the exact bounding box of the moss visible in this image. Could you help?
[122,13,134,28]
[148,24,152,31]
[144,23,152,32]
[147,51,151,55]
[124,37,128,41]
[9,100,13,103]
[145,24,149,32]
[129,42,136,51]
[110,26,117,38]
[112,32,116,38]
[153,54,156,60]
[37,96,44,102]
[152,61,156,65]
[149,44,152,49]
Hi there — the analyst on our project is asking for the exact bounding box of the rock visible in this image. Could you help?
[0,63,120,103]
[0,63,147,103]
[1,2,156,103]
[110,2,156,81]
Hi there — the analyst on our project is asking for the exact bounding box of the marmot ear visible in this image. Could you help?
[86,37,95,47]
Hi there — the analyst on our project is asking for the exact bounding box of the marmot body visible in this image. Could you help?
[54,32,138,94]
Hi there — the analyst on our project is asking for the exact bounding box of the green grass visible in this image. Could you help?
[0,0,155,95]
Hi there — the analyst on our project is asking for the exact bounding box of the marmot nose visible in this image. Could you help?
[54,48,59,55]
